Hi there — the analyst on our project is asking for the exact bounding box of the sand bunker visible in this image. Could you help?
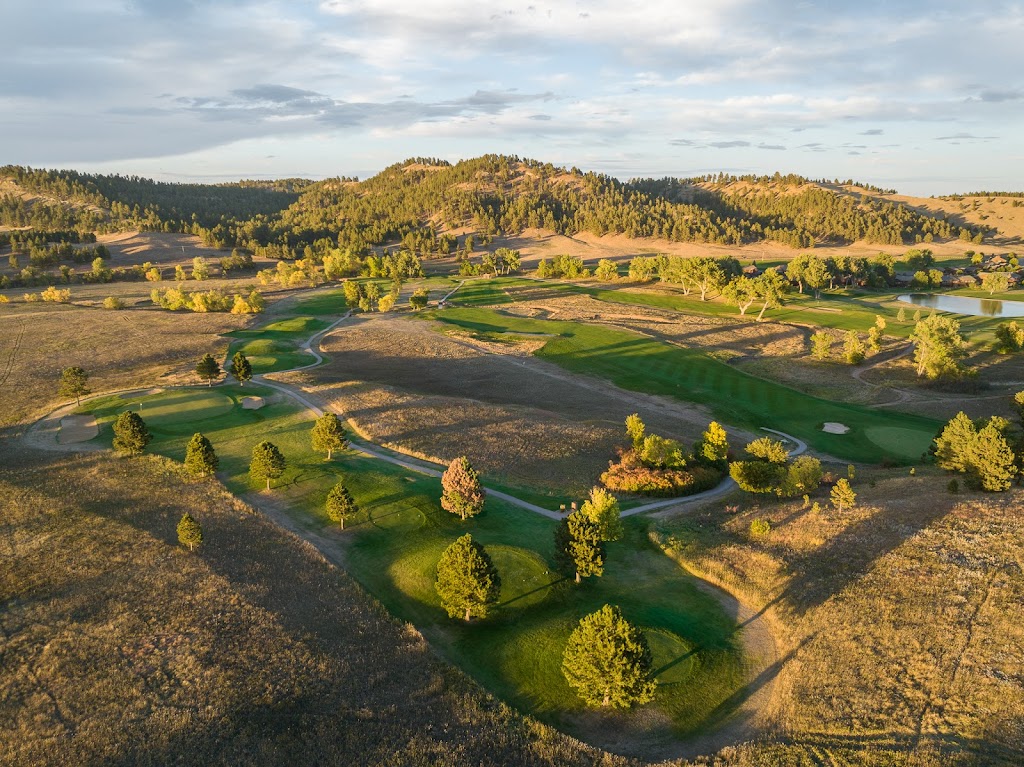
[241,396,265,410]
[822,422,850,434]
[59,415,98,444]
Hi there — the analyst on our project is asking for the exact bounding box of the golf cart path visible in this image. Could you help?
[26,283,787,758]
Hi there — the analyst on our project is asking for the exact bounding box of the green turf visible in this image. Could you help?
[78,384,751,742]
[430,306,941,463]
[226,315,329,373]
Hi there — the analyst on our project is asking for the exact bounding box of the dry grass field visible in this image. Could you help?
[0,445,628,767]
[294,314,756,495]
[654,474,1024,766]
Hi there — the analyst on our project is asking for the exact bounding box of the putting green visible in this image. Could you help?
[388,545,446,607]
[132,389,235,432]
[865,425,934,459]
[648,629,699,686]
[370,501,427,531]
[490,546,554,611]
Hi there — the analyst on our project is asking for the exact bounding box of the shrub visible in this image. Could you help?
[749,518,771,537]
[601,451,721,496]
[947,479,959,494]
[102,296,125,309]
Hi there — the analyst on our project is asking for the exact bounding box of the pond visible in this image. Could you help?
[898,293,1024,318]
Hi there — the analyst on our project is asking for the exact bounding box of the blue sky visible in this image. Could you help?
[4,1,1023,194]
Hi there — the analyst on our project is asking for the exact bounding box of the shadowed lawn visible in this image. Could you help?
[431,307,941,463]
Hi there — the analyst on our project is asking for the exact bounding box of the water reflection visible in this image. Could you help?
[898,293,1024,318]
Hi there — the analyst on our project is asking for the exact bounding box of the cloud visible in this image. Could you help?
[708,140,750,148]
[935,132,998,140]
[860,128,884,135]
[974,88,1024,102]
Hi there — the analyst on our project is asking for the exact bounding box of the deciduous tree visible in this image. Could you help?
[579,486,622,542]
[910,315,968,379]
[695,421,729,468]
[441,456,485,520]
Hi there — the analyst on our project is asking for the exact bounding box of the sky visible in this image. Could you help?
[4,1,1023,195]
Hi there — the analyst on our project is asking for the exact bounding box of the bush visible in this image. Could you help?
[601,451,721,496]
[102,296,125,310]
[947,478,959,494]
[749,518,771,537]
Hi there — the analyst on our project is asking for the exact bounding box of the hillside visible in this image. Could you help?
[1,157,1003,263]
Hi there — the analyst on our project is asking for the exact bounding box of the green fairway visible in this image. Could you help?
[432,307,940,463]
[226,315,328,373]
[78,384,752,744]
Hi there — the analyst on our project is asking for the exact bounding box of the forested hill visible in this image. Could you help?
[0,156,985,257]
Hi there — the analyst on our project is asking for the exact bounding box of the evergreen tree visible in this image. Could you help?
[579,486,622,542]
[561,605,656,709]
[897,307,906,323]
[195,353,222,387]
[963,423,1017,491]
[844,330,866,364]
[228,351,252,386]
[1015,391,1024,426]
[326,482,358,529]
[177,512,203,551]
[311,412,348,460]
[441,456,485,520]
[695,420,729,468]
[184,432,218,476]
[934,412,977,472]
[58,366,90,405]
[410,287,429,310]
[434,534,501,621]
[830,478,857,511]
[554,510,605,583]
[250,440,286,490]
[810,331,833,361]
[112,410,151,456]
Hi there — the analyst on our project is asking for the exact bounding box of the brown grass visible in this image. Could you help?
[654,471,1024,765]
[0,445,627,767]
[296,315,747,493]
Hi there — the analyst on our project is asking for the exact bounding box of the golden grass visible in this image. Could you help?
[655,472,1024,765]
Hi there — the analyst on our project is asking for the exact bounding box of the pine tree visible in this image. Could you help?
[434,534,501,621]
[579,486,622,542]
[250,440,286,491]
[441,456,485,520]
[311,412,348,460]
[963,423,1017,491]
[933,412,977,472]
[554,510,605,583]
[897,307,906,323]
[58,366,90,406]
[561,605,656,708]
[196,353,221,387]
[228,351,252,386]
[112,411,151,456]
[325,482,358,529]
[177,512,203,551]
[844,330,866,364]
[810,331,833,361]
[184,432,218,476]
[830,478,857,511]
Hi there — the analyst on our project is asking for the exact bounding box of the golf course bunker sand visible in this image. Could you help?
[241,396,265,410]
[58,415,98,444]
[822,422,850,434]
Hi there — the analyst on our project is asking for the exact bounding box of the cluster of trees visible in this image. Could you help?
[458,247,521,276]
[343,279,429,313]
[600,415,728,496]
[910,314,969,380]
[995,321,1024,353]
[729,437,825,497]
[536,254,588,279]
[150,287,265,314]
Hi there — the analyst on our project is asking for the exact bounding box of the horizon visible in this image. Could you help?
[5,1,1023,197]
